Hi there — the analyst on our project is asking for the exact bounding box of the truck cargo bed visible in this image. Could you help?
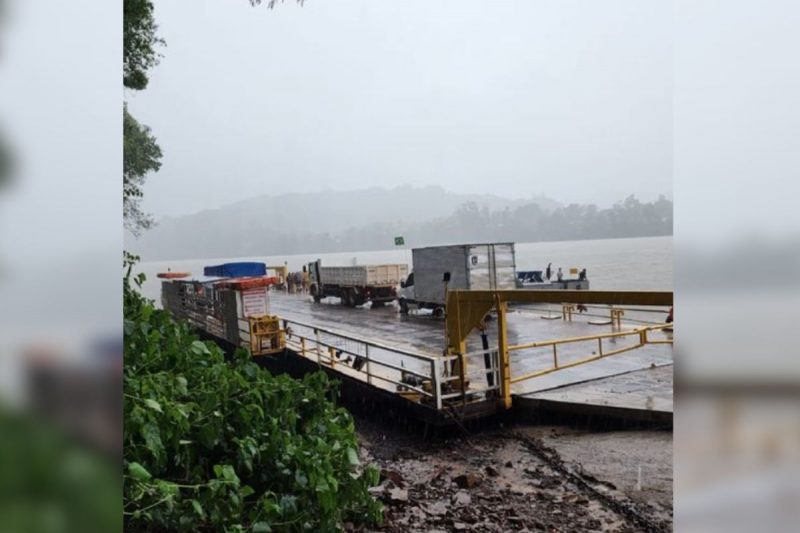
[318,264,408,287]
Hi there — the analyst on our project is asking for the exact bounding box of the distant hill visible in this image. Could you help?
[126,186,560,260]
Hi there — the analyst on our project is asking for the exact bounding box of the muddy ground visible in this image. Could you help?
[354,418,672,533]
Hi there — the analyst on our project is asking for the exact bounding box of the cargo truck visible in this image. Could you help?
[307,260,409,308]
[398,243,517,317]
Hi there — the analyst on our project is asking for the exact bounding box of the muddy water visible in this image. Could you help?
[136,235,673,301]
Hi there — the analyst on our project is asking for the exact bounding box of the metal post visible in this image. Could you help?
[314,328,321,364]
[598,337,603,356]
[432,358,442,410]
[300,337,306,357]
[495,298,512,410]
[365,345,372,385]
[494,350,501,391]
[481,330,493,388]
[552,344,558,368]
[329,346,335,368]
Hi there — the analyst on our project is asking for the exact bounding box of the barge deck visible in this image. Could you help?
[263,291,673,426]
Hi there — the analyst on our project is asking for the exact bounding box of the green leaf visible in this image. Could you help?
[176,376,188,394]
[141,423,164,460]
[128,462,151,481]
[144,398,163,413]
[191,499,204,517]
[252,522,271,532]
[346,448,360,466]
[191,340,210,355]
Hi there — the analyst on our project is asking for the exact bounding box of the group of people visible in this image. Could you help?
[285,266,309,294]
[544,263,587,282]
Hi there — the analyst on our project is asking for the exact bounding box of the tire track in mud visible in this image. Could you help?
[356,412,671,532]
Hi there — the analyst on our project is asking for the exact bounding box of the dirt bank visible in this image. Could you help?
[355,418,672,532]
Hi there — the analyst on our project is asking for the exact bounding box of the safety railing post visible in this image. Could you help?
[314,328,321,364]
[329,346,335,368]
[552,344,558,368]
[365,345,372,385]
[432,358,442,410]
[495,298,512,410]
[300,337,306,357]
[598,337,603,356]
[494,350,500,392]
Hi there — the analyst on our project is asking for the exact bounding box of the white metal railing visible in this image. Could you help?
[435,347,503,407]
[279,317,500,411]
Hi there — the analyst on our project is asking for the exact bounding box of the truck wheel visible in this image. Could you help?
[340,290,351,307]
[371,300,384,308]
[399,298,409,314]
[433,306,445,319]
[352,290,364,307]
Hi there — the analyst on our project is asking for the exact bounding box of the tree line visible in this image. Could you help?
[140,193,671,259]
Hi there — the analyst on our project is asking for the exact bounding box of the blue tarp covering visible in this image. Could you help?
[203,262,266,278]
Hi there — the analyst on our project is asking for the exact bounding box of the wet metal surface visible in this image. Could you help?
[521,365,674,414]
[269,292,673,412]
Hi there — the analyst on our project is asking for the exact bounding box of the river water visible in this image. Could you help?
[137,236,672,302]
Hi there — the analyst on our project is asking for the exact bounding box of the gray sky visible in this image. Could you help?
[128,0,672,218]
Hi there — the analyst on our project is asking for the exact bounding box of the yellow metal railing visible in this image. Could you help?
[445,289,674,409]
[509,322,673,385]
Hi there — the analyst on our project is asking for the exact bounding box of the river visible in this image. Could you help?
[137,236,672,302]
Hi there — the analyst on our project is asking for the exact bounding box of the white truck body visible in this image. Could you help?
[308,260,409,307]
[316,264,409,287]
[399,243,517,312]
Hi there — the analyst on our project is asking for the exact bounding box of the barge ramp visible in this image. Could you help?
[262,290,673,426]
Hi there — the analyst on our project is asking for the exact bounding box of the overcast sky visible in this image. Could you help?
[127,0,672,218]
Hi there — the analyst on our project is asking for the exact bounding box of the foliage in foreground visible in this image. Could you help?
[0,408,120,533]
[123,263,382,531]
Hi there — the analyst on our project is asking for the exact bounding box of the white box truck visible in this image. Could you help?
[398,243,517,317]
[308,260,409,308]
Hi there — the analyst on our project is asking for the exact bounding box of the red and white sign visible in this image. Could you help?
[242,288,268,317]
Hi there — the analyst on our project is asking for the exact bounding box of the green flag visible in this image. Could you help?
[394,236,405,246]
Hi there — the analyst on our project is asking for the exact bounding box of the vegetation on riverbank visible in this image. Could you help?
[123,256,382,531]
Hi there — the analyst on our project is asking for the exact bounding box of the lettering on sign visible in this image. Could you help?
[242,288,268,317]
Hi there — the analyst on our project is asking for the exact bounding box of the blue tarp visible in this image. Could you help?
[203,262,266,278]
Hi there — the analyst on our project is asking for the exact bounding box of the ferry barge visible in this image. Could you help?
[160,262,284,356]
